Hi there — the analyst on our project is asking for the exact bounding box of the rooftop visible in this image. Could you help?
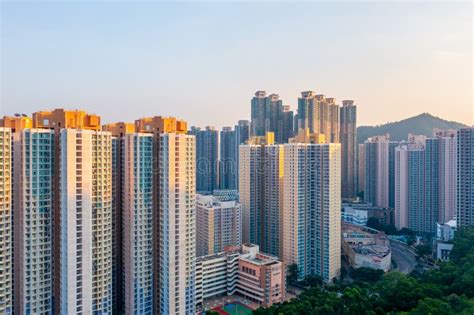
[353,244,390,258]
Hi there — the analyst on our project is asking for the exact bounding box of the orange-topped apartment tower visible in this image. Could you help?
[103,115,195,315]
[2,108,114,315]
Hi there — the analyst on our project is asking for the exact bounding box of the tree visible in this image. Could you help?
[400,227,416,236]
[253,227,474,315]
[367,217,381,230]
[373,272,425,312]
[366,217,398,235]
[301,275,323,288]
[450,227,474,263]
[409,298,453,315]
[416,244,432,258]
[445,294,474,314]
[351,267,384,283]
[341,286,373,315]
[287,263,298,286]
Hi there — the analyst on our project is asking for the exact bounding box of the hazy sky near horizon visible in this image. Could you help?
[1,1,472,128]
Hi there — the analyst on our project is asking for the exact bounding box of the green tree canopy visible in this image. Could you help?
[254,226,474,315]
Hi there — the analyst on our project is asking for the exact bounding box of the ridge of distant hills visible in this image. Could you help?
[357,113,468,143]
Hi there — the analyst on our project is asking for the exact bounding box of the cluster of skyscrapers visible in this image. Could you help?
[0,110,196,314]
[0,89,472,315]
[359,128,474,234]
[193,91,358,199]
[0,90,354,314]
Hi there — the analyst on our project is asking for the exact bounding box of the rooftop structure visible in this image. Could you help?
[33,108,101,130]
[342,223,391,272]
[135,116,187,134]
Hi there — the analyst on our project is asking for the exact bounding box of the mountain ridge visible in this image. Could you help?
[357,113,468,143]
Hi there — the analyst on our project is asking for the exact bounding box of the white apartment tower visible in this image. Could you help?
[158,133,196,315]
[122,133,154,314]
[59,129,113,314]
[0,128,12,314]
[435,130,457,223]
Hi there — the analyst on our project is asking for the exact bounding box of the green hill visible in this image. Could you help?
[357,113,468,143]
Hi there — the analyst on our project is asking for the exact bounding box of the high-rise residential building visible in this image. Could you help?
[435,130,457,223]
[250,92,293,144]
[251,91,283,139]
[261,144,284,257]
[358,143,365,196]
[128,116,190,315]
[340,100,357,199]
[457,127,474,227]
[239,133,283,258]
[395,133,457,234]
[5,111,195,314]
[219,127,238,190]
[235,120,250,145]
[234,120,250,190]
[58,128,113,314]
[195,244,285,309]
[196,194,242,256]
[121,133,154,314]
[239,138,264,247]
[424,136,441,233]
[12,128,54,315]
[189,126,218,193]
[282,131,341,282]
[363,135,398,208]
[4,110,110,315]
[102,122,135,314]
[281,105,294,143]
[0,127,12,314]
[293,114,299,135]
[158,133,196,315]
[297,91,340,143]
[105,117,190,315]
[30,110,112,314]
[395,135,428,232]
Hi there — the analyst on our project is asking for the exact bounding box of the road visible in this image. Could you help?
[390,240,417,274]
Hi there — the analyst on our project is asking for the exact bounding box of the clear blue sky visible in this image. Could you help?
[1,1,472,128]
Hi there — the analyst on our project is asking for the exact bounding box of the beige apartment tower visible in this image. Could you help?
[282,131,341,283]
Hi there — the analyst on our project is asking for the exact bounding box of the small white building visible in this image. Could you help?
[341,202,391,226]
[436,220,456,242]
[342,206,369,226]
[436,242,454,262]
[435,220,456,261]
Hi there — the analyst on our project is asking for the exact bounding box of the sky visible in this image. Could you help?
[1,1,472,128]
